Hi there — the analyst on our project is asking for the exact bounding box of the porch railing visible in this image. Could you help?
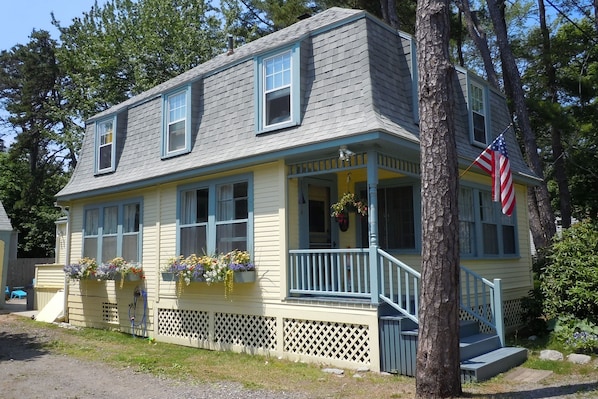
[288,249,371,299]
[288,248,504,345]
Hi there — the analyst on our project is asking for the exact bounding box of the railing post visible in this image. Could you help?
[367,150,379,305]
[369,245,379,304]
[493,278,505,346]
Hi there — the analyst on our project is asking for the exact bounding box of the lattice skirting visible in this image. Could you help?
[157,308,277,351]
[283,318,370,365]
[459,298,524,333]
[156,308,371,367]
[102,302,119,324]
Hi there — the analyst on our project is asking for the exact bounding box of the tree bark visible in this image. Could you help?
[486,0,556,249]
[538,0,572,228]
[380,0,399,29]
[415,0,462,397]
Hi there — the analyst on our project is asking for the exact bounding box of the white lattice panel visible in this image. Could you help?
[214,313,277,350]
[503,298,523,329]
[102,302,118,324]
[283,319,370,365]
[157,308,209,340]
[460,298,524,333]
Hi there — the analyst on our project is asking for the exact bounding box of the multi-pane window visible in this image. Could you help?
[216,182,248,253]
[256,46,299,133]
[96,117,115,173]
[361,185,416,250]
[178,179,250,257]
[163,88,189,157]
[83,202,141,263]
[470,83,487,144]
[264,51,291,127]
[459,187,517,257]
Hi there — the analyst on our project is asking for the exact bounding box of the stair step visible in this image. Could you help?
[459,333,501,361]
[460,346,528,383]
[459,319,480,337]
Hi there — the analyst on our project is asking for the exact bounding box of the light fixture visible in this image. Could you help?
[339,145,355,161]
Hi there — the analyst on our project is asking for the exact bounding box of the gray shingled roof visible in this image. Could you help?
[56,7,536,200]
[0,201,13,232]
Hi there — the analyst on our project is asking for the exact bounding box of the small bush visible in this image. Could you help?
[552,316,598,354]
[540,220,598,321]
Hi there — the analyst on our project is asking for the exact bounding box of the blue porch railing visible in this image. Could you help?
[288,248,505,345]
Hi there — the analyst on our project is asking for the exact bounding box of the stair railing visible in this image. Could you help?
[377,249,505,346]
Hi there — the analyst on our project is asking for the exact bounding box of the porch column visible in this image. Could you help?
[367,150,379,305]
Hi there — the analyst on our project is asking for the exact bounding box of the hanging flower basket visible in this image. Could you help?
[336,211,350,232]
[330,192,368,218]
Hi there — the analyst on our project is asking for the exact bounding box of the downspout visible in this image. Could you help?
[367,150,379,305]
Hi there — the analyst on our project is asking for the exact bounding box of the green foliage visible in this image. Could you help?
[541,220,598,320]
[553,316,598,354]
[52,0,224,120]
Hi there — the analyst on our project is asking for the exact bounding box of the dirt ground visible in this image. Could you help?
[1,301,598,399]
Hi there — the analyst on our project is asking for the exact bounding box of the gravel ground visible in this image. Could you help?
[1,300,598,399]
[0,308,307,399]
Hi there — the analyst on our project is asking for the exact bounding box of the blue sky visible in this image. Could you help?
[0,1,106,51]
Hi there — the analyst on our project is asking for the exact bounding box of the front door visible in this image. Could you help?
[299,178,338,249]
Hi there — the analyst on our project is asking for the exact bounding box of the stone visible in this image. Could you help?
[353,373,363,379]
[322,368,344,375]
[567,353,592,364]
[539,349,564,361]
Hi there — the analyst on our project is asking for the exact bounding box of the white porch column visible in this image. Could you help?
[367,150,379,304]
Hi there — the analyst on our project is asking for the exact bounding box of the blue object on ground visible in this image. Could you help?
[10,290,27,299]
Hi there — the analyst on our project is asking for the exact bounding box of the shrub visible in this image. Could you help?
[540,220,598,321]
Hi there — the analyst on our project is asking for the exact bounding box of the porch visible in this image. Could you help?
[288,247,527,381]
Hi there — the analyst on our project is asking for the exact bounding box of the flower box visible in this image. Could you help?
[161,272,177,281]
[233,270,256,283]
[122,273,141,282]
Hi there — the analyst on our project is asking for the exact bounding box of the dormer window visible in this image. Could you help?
[469,81,488,145]
[162,87,191,158]
[256,45,300,133]
[96,116,116,174]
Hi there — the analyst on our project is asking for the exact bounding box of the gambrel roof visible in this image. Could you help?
[57,7,536,201]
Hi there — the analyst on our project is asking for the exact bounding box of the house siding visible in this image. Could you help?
[59,8,537,372]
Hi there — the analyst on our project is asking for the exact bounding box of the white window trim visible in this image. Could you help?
[162,86,192,158]
[467,76,490,146]
[255,45,300,134]
[95,116,116,174]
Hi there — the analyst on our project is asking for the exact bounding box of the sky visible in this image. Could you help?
[0,1,106,51]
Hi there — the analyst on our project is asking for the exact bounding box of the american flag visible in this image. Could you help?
[473,133,516,216]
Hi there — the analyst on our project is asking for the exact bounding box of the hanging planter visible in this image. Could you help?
[336,211,350,232]
[330,192,367,232]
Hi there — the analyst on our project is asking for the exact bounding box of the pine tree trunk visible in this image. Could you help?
[415,0,462,397]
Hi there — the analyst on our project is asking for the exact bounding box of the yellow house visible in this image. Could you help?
[55,8,533,381]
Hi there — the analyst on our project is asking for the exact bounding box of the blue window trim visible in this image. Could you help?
[254,44,301,134]
[161,85,192,158]
[94,115,117,175]
[176,173,254,256]
[467,74,490,147]
[82,198,144,263]
[459,182,519,259]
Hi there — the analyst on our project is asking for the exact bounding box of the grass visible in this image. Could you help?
[11,317,598,398]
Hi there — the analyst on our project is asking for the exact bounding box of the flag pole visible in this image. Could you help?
[459,122,513,178]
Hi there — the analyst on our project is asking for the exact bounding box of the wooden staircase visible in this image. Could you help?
[379,314,527,382]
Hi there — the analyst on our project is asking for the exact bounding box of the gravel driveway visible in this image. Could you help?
[0,306,306,399]
[2,300,598,399]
